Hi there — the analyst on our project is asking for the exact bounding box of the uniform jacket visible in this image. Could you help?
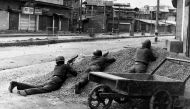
[53,64,77,80]
[135,48,156,65]
[89,56,116,71]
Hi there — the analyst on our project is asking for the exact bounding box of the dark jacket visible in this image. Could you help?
[135,48,156,65]
[90,56,116,71]
[53,64,77,80]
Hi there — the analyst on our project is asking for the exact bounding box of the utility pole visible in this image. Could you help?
[112,9,115,34]
[155,0,159,42]
[79,0,82,33]
[118,5,120,34]
[103,1,106,32]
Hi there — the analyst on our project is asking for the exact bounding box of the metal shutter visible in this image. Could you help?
[20,14,29,30]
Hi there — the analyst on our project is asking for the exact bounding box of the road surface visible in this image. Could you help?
[0,36,184,109]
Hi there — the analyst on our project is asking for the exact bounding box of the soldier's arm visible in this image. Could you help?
[105,57,116,63]
[68,66,78,77]
[67,65,78,76]
[149,50,157,61]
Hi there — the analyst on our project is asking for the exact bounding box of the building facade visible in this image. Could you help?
[0,0,74,32]
[135,5,176,34]
[110,3,136,33]
[82,0,113,33]
[82,1,136,33]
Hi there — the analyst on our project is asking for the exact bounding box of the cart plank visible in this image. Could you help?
[90,72,127,80]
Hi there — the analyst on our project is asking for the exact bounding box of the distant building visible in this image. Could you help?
[82,0,113,33]
[82,1,137,33]
[110,3,136,33]
[135,5,176,34]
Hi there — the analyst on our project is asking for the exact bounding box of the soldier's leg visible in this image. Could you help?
[16,82,43,90]
[74,66,100,94]
[9,81,18,93]
[77,65,100,89]
[18,83,61,96]
[78,76,89,88]
[8,81,42,93]
[75,74,89,94]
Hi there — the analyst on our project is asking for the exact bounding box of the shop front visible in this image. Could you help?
[19,7,42,31]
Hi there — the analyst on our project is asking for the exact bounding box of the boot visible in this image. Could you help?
[17,90,27,96]
[8,81,17,93]
[74,84,80,94]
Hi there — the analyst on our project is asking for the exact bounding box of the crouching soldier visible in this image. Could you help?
[8,55,78,96]
[74,50,116,94]
[129,39,157,73]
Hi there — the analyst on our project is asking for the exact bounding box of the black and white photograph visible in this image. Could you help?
[0,0,190,109]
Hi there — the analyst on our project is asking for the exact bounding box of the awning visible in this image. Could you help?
[137,19,169,25]
[8,8,21,13]
[35,1,72,9]
[54,13,69,18]
[119,22,130,25]
[43,11,53,16]
[160,20,176,25]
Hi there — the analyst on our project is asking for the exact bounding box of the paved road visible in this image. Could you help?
[1,36,186,109]
[0,36,173,71]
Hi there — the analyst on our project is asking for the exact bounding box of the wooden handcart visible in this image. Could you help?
[88,57,190,109]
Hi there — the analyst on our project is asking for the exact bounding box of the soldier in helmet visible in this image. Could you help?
[74,50,116,94]
[129,39,157,73]
[8,56,78,96]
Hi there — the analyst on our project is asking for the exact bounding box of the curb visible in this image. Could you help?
[0,34,80,37]
[0,35,157,47]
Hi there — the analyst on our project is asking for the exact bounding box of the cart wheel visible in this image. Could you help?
[150,90,172,109]
[88,85,113,109]
[114,96,130,104]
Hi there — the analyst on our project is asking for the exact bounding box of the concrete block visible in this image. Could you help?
[166,40,183,53]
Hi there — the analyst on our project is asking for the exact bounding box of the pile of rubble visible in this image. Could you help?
[25,47,190,106]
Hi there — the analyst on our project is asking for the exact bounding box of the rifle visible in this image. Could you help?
[67,55,79,66]
[102,51,109,57]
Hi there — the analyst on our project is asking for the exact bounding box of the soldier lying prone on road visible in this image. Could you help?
[129,39,157,73]
[74,50,116,94]
[8,55,78,96]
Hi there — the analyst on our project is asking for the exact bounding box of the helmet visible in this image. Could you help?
[93,50,102,56]
[56,56,65,63]
[142,39,151,49]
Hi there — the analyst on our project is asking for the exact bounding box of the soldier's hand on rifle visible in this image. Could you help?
[67,55,79,65]
[103,51,109,57]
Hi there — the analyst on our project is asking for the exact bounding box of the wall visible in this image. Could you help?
[176,0,183,40]
[0,0,21,10]
[0,11,9,30]
[83,14,105,33]
[0,0,22,30]
[183,6,189,55]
